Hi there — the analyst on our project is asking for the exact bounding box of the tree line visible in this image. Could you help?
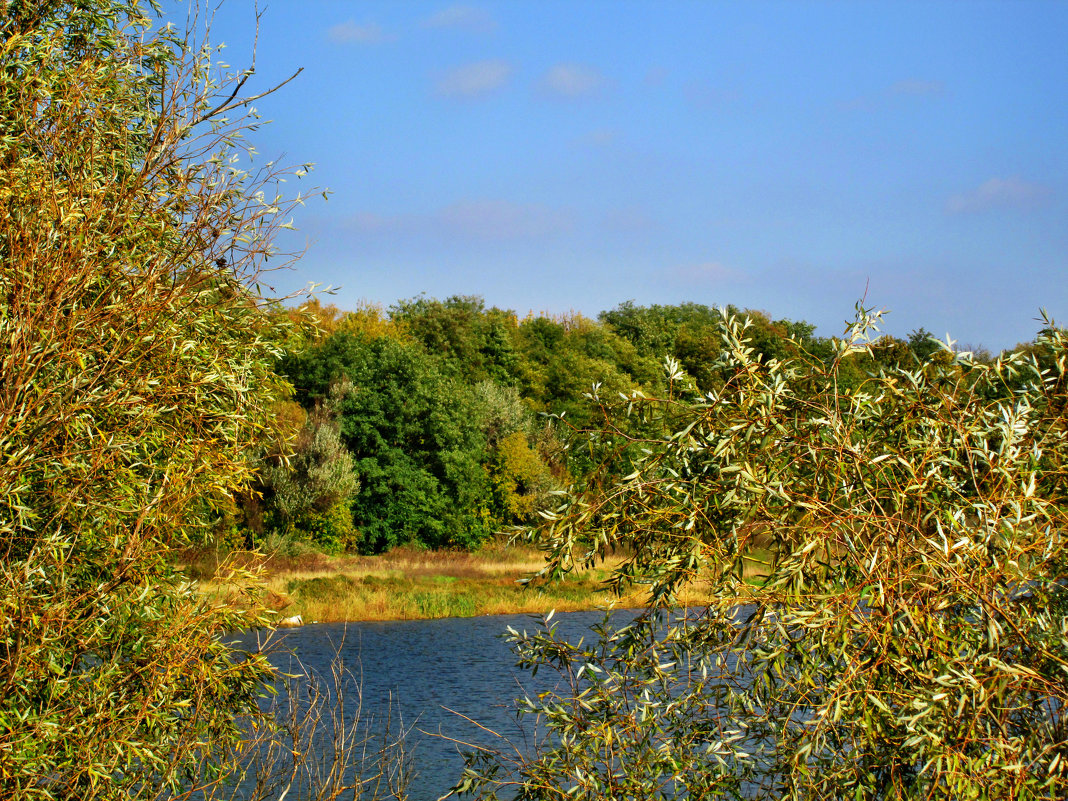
[228,293,1016,557]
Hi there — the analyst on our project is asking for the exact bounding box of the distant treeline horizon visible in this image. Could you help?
[217,294,1055,556]
[295,292,1035,356]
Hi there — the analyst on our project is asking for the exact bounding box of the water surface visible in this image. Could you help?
[262,609,639,800]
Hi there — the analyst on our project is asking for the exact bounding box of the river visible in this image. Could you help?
[251,609,640,801]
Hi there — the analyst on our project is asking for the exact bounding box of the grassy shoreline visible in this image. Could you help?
[183,542,724,624]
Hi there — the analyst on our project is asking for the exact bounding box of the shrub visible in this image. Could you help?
[0,2,310,796]
[454,306,1068,800]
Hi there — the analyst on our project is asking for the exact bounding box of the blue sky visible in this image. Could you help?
[193,1,1066,351]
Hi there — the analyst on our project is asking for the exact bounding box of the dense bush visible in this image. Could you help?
[0,1,306,795]
[454,306,1068,800]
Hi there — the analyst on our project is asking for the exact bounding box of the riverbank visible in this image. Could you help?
[180,541,746,623]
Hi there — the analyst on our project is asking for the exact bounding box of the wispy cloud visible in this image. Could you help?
[643,66,669,88]
[842,78,946,111]
[890,79,945,97]
[421,5,496,33]
[601,206,656,234]
[670,261,745,285]
[839,95,876,113]
[573,128,619,148]
[683,79,739,110]
[327,20,392,44]
[345,211,401,232]
[946,176,1053,214]
[436,199,574,240]
[435,60,513,98]
[342,200,574,241]
[539,63,606,98]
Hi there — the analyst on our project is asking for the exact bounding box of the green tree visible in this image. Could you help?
[603,301,829,393]
[0,2,309,796]
[908,326,943,361]
[391,294,522,385]
[455,307,1068,800]
[283,331,496,551]
[261,381,360,554]
[600,300,722,359]
[473,381,557,522]
[515,313,659,423]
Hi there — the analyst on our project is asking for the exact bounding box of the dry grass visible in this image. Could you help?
[180,540,770,624]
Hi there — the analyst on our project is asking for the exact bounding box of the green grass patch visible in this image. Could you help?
[412,590,477,618]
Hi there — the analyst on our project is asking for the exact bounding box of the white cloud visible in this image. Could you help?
[684,79,739,110]
[890,79,945,97]
[345,212,400,232]
[643,66,669,88]
[601,206,656,234]
[843,78,946,111]
[340,200,574,241]
[343,200,576,241]
[327,20,391,44]
[671,261,745,285]
[574,128,618,148]
[946,176,1053,214]
[421,5,496,33]
[436,60,512,98]
[839,94,876,112]
[539,63,606,98]
[436,199,573,240]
